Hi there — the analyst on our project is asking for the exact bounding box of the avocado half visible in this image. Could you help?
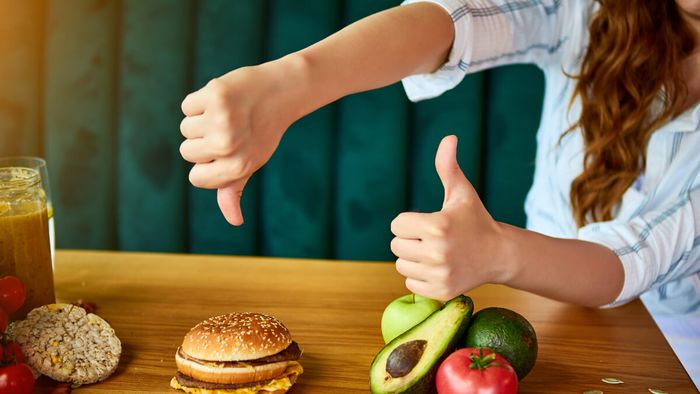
[370,295,474,394]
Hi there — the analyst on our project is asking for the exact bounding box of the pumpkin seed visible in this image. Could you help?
[648,389,667,394]
[583,390,603,394]
[601,377,624,385]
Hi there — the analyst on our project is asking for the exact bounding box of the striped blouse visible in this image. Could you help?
[400,0,700,382]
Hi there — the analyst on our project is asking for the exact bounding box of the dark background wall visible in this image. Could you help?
[0,0,543,261]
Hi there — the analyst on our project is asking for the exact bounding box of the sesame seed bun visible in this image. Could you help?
[182,312,292,362]
[172,312,303,393]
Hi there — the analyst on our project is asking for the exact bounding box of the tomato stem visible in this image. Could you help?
[468,348,498,370]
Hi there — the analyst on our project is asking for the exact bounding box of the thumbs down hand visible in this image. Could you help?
[179,63,298,226]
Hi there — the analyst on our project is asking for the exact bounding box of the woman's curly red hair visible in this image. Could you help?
[569,0,696,227]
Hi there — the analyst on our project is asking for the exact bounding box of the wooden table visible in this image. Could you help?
[52,250,695,393]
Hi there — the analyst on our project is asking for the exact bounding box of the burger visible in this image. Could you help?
[170,312,303,394]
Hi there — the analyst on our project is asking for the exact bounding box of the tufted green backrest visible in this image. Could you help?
[0,0,543,261]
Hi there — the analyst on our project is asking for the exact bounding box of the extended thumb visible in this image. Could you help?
[435,135,473,207]
[217,180,247,226]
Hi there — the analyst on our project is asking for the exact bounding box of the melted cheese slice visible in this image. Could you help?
[170,361,303,394]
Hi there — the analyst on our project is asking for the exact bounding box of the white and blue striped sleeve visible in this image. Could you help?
[400,0,584,101]
[578,187,700,308]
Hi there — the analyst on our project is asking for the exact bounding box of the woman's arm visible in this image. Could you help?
[497,224,624,307]
[179,3,454,225]
[390,135,624,307]
[291,2,455,120]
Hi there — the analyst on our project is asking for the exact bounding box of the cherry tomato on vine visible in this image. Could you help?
[0,363,35,394]
[0,277,25,315]
[436,348,518,394]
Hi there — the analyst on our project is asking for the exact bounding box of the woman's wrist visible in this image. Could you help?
[260,53,315,131]
[491,222,524,286]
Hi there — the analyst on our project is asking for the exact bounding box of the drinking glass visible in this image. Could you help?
[0,157,54,265]
[0,161,55,318]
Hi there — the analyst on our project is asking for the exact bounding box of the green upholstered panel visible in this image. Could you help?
[411,75,485,214]
[483,66,543,226]
[0,1,43,157]
[188,0,266,255]
[44,0,118,249]
[7,1,547,260]
[116,0,191,252]
[335,0,407,261]
[261,0,341,258]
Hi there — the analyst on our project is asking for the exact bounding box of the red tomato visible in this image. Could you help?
[437,348,518,394]
[0,341,25,364]
[0,277,25,315]
[0,363,35,394]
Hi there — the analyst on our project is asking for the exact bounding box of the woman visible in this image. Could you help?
[179,0,700,384]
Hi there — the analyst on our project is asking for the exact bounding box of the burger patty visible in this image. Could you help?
[180,341,302,368]
[252,341,302,365]
[176,372,274,390]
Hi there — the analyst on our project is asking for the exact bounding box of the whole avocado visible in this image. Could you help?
[464,307,538,380]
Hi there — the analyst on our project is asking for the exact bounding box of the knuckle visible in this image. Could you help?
[394,212,409,222]
[445,275,459,292]
[390,216,400,234]
[391,213,410,235]
[430,246,449,264]
[180,98,189,114]
[430,252,444,265]
[215,132,237,155]
[213,112,234,130]
[210,94,227,109]
[426,288,444,301]
[438,241,453,261]
[188,167,204,188]
[394,259,407,276]
[206,77,221,90]
[431,216,450,237]
[390,237,400,255]
[207,79,229,106]
[404,278,416,292]
[179,141,189,159]
[434,266,452,284]
[179,117,188,135]
[434,288,454,301]
[227,158,251,178]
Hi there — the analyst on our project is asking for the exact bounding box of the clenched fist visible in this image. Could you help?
[390,135,508,300]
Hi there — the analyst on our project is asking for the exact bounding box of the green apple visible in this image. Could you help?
[381,294,443,343]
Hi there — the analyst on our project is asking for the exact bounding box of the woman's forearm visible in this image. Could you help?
[281,2,454,121]
[390,136,625,306]
[179,3,453,225]
[498,223,625,307]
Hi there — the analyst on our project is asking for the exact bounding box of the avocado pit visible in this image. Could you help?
[385,340,427,378]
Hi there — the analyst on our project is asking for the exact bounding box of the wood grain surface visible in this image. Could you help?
[53,250,696,393]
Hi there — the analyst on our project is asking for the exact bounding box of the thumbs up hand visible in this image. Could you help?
[390,135,507,301]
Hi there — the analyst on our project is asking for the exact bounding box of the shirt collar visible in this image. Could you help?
[657,102,700,133]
